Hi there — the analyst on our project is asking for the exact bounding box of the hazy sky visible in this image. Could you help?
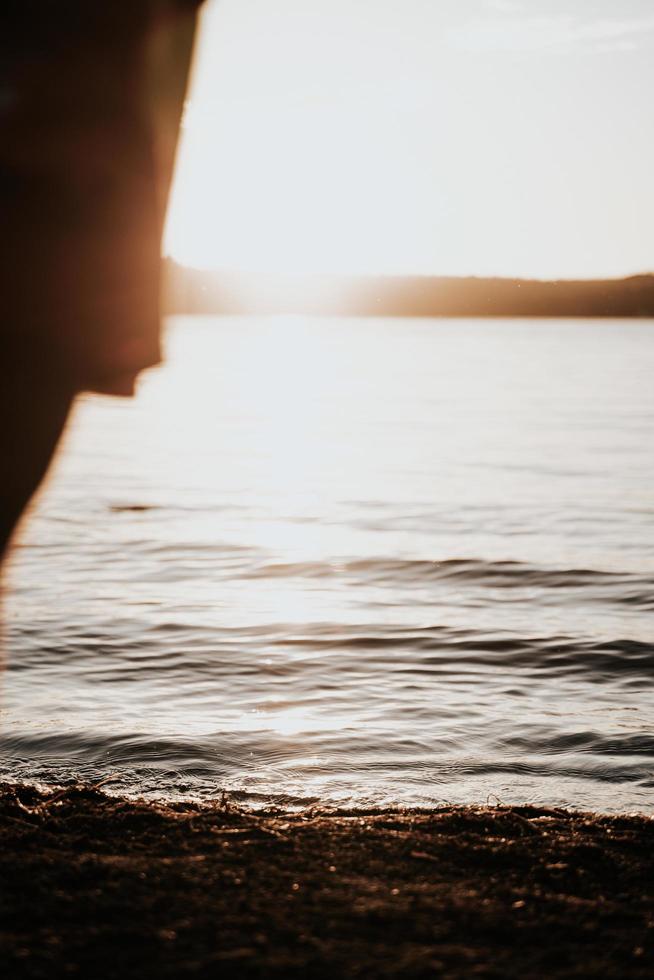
[165,0,654,279]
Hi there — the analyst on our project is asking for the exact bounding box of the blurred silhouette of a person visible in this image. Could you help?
[1,2,203,559]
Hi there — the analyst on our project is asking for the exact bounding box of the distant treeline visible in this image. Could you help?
[163,261,654,318]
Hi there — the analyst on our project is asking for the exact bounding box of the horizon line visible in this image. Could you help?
[163,261,654,285]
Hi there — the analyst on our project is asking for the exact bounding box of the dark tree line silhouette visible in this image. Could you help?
[163,261,654,318]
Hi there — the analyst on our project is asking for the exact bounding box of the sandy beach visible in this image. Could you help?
[1,782,652,978]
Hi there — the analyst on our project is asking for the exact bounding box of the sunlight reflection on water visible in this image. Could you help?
[2,316,654,811]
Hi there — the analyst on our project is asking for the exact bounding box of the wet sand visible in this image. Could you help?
[1,782,652,978]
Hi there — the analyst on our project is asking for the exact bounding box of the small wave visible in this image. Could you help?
[242,557,654,604]
[497,730,654,758]
[1,750,650,810]
[272,625,654,679]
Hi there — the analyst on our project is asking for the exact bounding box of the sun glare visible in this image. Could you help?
[164,2,437,276]
[165,0,654,280]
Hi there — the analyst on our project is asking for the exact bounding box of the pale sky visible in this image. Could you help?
[165,0,654,279]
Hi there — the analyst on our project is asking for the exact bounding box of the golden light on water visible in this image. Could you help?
[8,312,654,812]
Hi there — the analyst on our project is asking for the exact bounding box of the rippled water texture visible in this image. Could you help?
[2,317,653,811]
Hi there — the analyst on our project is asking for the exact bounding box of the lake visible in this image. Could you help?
[2,316,653,812]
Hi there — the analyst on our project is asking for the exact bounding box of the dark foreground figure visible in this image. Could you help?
[1,784,652,979]
[0,2,201,557]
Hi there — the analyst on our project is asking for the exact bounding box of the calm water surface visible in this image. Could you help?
[2,316,653,811]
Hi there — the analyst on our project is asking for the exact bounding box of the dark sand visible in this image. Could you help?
[1,783,652,978]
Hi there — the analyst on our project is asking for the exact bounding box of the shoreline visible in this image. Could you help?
[2,782,652,978]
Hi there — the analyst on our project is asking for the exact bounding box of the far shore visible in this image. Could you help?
[1,781,652,978]
[163,263,654,319]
